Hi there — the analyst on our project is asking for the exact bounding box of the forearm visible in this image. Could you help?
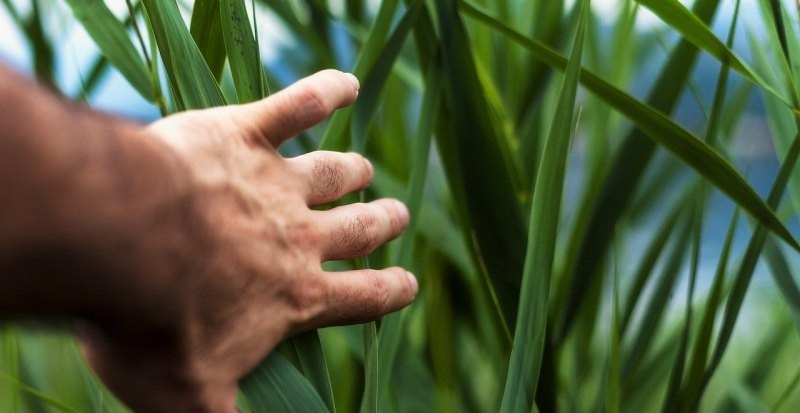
[0,65,193,324]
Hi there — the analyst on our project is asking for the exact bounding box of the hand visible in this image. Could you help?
[77,70,418,412]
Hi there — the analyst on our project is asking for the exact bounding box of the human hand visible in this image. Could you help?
[77,70,418,412]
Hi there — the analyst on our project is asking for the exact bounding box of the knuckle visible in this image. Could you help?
[367,272,391,314]
[286,276,328,325]
[312,156,344,200]
[343,206,379,256]
[293,84,328,122]
[287,215,322,249]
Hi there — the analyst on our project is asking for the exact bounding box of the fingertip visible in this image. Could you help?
[406,271,419,297]
[362,155,374,182]
[342,72,360,95]
[392,199,410,228]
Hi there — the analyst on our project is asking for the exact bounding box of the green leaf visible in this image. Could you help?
[241,352,330,413]
[459,3,800,344]
[288,332,336,413]
[634,0,792,108]
[143,0,227,110]
[220,0,264,103]
[350,0,422,152]
[0,371,82,413]
[680,210,739,411]
[622,213,693,381]
[64,0,154,101]
[620,198,685,332]
[763,238,800,333]
[435,0,527,331]
[359,321,378,413]
[500,1,588,411]
[318,0,400,151]
[376,59,442,406]
[190,0,227,81]
[700,132,800,403]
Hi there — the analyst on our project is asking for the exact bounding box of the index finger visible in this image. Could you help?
[237,69,359,147]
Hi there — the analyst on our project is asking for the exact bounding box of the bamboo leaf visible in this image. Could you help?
[64,0,154,101]
[460,5,800,339]
[376,58,442,406]
[500,1,588,411]
[241,352,330,413]
[434,0,528,331]
[634,0,793,108]
[359,321,378,413]
[763,238,800,333]
[318,0,400,151]
[622,214,693,381]
[288,333,336,413]
[220,0,264,103]
[350,0,422,152]
[680,210,739,411]
[700,132,800,403]
[190,0,227,81]
[142,0,227,110]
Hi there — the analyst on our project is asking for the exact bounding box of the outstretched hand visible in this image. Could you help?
[78,70,417,412]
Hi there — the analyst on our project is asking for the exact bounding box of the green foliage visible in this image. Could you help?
[2,0,800,412]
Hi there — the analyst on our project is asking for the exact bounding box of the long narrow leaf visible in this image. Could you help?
[376,59,443,405]
[634,0,793,108]
[142,0,226,109]
[241,352,330,413]
[64,0,154,101]
[700,132,800,404]
[190,0,227,81]
[220,0,264,103]
[460,0,800,256]
[318,0,400,151]
[500,1,588,411]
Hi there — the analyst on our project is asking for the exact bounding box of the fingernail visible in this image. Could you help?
[343,72,360,93]
[393,200,410,226]
[406,271,419,295]
[363,156,374,179]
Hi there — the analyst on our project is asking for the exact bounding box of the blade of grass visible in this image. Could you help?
[762,238,800,333]
[190,0,227,81]
[27,0,56,90]
[318,0,399,151]
[241,352,330,413]
[458,1,800,345]
[376,58,442,406]
[64,0,154,101]
[434,0,528,333]
[500,1,588,411]
[607,238,621,413]
[680,209,739,411]
[287,332,336,413]
[0,372,82,413]
[359,322,378,413]
[142,0,226,109]
[621,213,693,381]
[771,363,800,413]
[660,191,702,413]
[699,132,800,406]
[350,0,422,152]
[620,196,686,332]
[3,328,20,412]
[634,0,793,109]
[220,0,264,103]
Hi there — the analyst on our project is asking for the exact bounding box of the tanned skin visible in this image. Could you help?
[0,66,418,412]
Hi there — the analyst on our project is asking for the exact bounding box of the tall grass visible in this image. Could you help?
[2,0,800,411]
